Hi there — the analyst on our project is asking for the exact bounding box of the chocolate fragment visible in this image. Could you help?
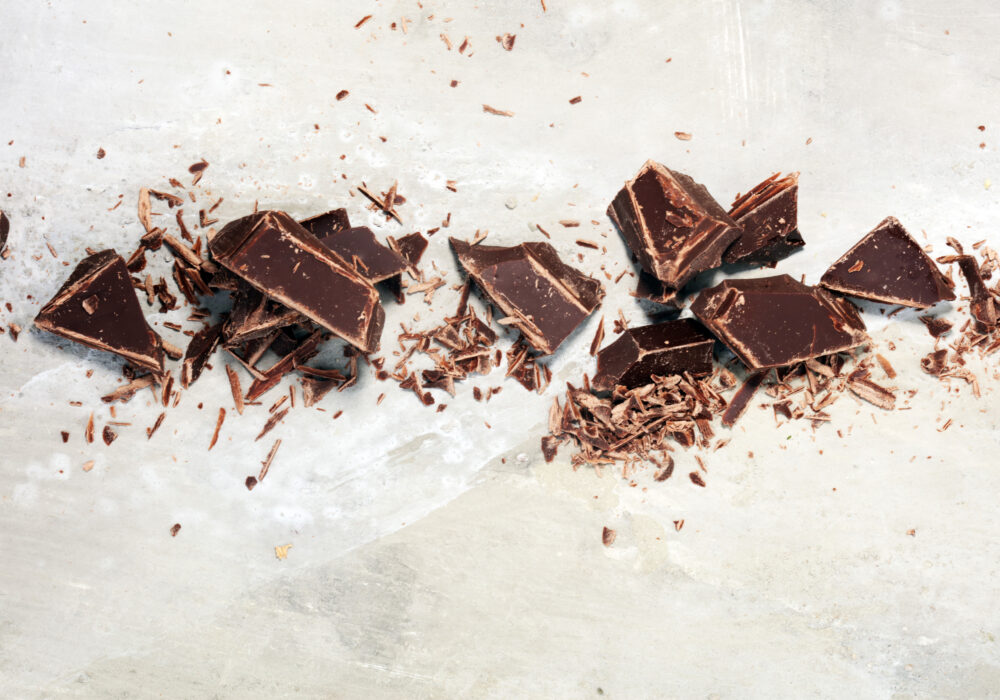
[319,226,408,283]
[691,275,868,369]
[35,250,166,372]
[300,375,342,407]
[450,237,604,354]
[222,283,301,346]
[299,208,350,241]
[820,217,955,308]
[632,271,680,308]
[608,160,741,289]
[592,319,715,391]
[181,323,223,388]
[725,172,804,264]
[956,255,997,328]
[0,210,9,254]
[919,315,953,338]
[721,371,765,426]
[209,211,384,352]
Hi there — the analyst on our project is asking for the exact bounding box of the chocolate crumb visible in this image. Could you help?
[170,523,181,537]
[96,148,106,159]
[102,425,118,446]
[602,527,616,546]
[336,89,349,101]
[245,476,257,491]
[569,96,582,105]
[689,471,706,487]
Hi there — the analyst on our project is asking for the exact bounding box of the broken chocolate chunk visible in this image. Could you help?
[691,274,869,369]
[592,319,714,391]
[209,211,384,352]
[300,375,341,407]
[956,255,997,328]
[725,172,804,264]
[632,271,680,308]
[180,323,223,388]
[35,249,166,372]
[319,226,408,283]
[608,160,741,289]
[222,283,302,346]
[383,232,430,302]
[0,209,9,254]
[450,237,604,355]
[820,217,955,308]
[299,208,350,241]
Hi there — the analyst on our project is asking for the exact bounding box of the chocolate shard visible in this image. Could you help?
[300,375,340,407]
[383,232,429,303]
[209,211,384,352]
[592,319,715,391]
[450,237,604,355]
[222,283,302,346]
[180,323,223,388]
[319,226,408,283]
[632,271,680,308]
[691,274,868,370]
[35,249,165,372]
[0,209,9,254]
[820,217,955,308]
[956,255,998,328]
[299,208,350,240]
[608,160,741,289]
[725,172,805,264]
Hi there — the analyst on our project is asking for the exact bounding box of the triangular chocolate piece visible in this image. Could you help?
[299,208,350,241]
[820,217,955,308]
[725,172,805,264]
[181,323,223,388]
[35,249,165,372]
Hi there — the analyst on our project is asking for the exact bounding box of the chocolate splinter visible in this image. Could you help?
[725,172,804,264]
[956,255,998,328]
[691,275,868,370]
[0,210,9,254]
[820,217,955,308]
[450,237,604,355]
[35,249,166,372]
[209,211,385,352]
[592,319,715,391]
[181,323,223,388]
[608,160,741,290]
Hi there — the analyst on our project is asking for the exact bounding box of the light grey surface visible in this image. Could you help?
[2,1,1000,698]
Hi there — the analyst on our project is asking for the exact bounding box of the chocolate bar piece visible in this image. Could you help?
[383,232,429,303]
[320,226,408,283]
[35,249,165,372]
[725,172,804,264]
[956,255,997,328]
[299,208,350,241]
[820,217,955,308]
[450,238,604,355]
[222,283,302,346]
[592,319,715,391]
[608,160,741,289]
[180,323,223,388]
[691,274,868,369]
[209,211,384,352]
[0,210,9,254]
[632,271,680,308]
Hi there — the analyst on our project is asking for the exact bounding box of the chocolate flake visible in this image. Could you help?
[602,527,616,546]
[208,408,226,450]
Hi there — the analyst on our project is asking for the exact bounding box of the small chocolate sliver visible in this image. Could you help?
[209,211,384,352]
[34,249,166,372]
[299,208,350,241]
[450,237,604,355]
[956,255,998,328]
[592,319,715,391]
[725,172,804,264]
[541,435,561,462]
[0,210,8,254]
[691,274,868,370]
[608,160,741,289]
[181,323,223,388]
[301,375,341,407]
[319,226,408,283]
[721,371,765,426]
[820,217,955,308]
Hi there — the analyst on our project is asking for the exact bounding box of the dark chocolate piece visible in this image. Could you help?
[608,160,741,289]
[320,226,408,283]
[820,217,955,308]
[632,271,680,308]
[383,232,429,303]
[209,211,384,352]
[956,255,997,328]
[725,172,804,264]
[691,274,869,369]
[450,237,604,355]
[592,319,714,391]
[299,208,350,241]
[222,283,302,346]
[0,210,9,254]
[721,371,766,426]
[35,249,165,372]
[918,315,953,338]
[180,323,223,388]
[300,375,340,407]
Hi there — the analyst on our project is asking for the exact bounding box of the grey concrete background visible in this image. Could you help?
[2,1,999,698]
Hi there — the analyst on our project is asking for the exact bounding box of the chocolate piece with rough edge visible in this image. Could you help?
[820,217,955,308]
[221,283,302,346]
[956,255,997,328]
[632,270,680,308]
[209,211,384,352]
[0,210,9,254]
[180,323,223,388]
[298,208,350,241]
[592,319,714,391]
[450,237,604,355]
[34,249,165,372]
[383,232,429,303]
[608,160,741,289]
[319,226,408,283]
[691,274,868,370]
[725,172,804,264]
